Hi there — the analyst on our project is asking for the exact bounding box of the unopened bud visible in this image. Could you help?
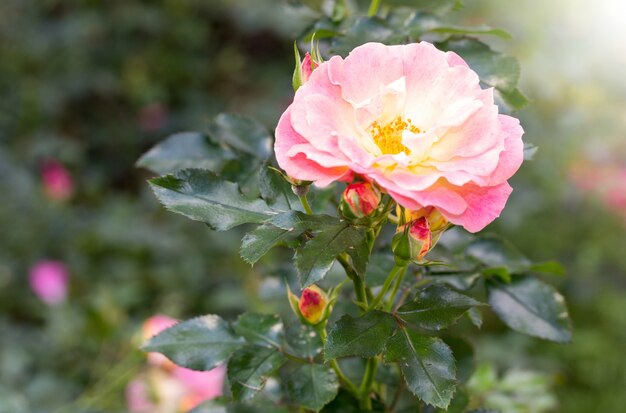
[293,45,320,91]
[340,182,381,219]
[298,285,328,325]
[392,217,433,265]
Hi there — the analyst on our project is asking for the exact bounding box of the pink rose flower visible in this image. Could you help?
[41,160,74,201]
[29,260,69,305]
[275,42,524,232]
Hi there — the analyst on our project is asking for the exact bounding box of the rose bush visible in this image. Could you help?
[276,41,524,232]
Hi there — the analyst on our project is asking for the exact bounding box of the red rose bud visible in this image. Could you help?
[298,285,328,324]
[392,217,433,265]
[341,182,381,219]
[301,52,318,84]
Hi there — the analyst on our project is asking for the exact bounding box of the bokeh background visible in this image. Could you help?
[1,0,625,412]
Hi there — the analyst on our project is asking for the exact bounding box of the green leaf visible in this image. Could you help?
[324,311,397,359]
[467,307,483,329]
[295,223,366,288]
[498,86,530,111]
[228,346,286,401]
[523,142,538,161]
[396,285,482,331]
[286,324,322,359]
[240,211,339,265]
[466,237,531,276]
[207,113,272,159]
[331,17,399,56]
[530,261,566,276]
[149,169,276,231]
[136,132,235,175]
[427,272,481,291]
[287,363,339,412]
[258,165,300,211]
[142,315,244,371]
[487,277,572,342]
[384,329,456,409]
[232,313,284,348]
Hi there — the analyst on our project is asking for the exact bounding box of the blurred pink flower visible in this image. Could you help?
[275,42,524,232]
[29,260,69,305]
[41,160,74,201]
[128,315,226,412]
[570,160,626,221]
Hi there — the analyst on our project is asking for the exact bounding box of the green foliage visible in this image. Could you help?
[487,277,572,343]
[149,169,276,231]
[142,315,245,371]
[228,346,286,400]
[396,285,482,331]
[324,311,397,359]
[384,329,456,408]
[286,363,339,412]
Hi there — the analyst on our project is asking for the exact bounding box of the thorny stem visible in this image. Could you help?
[299,194,313,214]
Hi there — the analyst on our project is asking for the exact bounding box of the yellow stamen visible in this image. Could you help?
[370,116,420,155]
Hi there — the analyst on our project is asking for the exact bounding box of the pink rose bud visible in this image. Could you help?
[300,52,318,84]
[392,217,433,265]
[142,315,178,369]
[29,260,69,305]
[341,182,381,219]
[298,285,328,325]
[41,160,74,201]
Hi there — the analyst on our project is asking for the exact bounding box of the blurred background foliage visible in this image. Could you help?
[0,0,625,412]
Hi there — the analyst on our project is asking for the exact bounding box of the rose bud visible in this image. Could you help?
[340,182,381,219]
[41,160,74,201]
[298,285,328,325]
[392,217,433,265]
[293,46,319,91]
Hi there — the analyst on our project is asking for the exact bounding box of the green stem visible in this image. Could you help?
[338,254,368,310]
[367,0,382,17]
[369,264,404,310]
[299,194,313,214]
[316,324,360,396]
[359,357,378,410]
[386,266,407,311]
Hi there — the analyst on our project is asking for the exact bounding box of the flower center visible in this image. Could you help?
[370,116,420,155]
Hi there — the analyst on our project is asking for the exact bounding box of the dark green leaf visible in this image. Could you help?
[436,388,469,413]
[228,346,286,401]
[149,169,276,231]
[287,363,339,412]
[467,307,483,329]
[498,87,530,111]
[286,324,322,358]
[240,211,339,265]
[136,132,235,175]
[466,237,531,275]
[295,223,366,288]
[331,17,400,56]
[397,285,482,331]
[142,315,244,371]
[324,311,397,359]
[487,277,572,342]
[346,230,370,276]
[258,165,300,211]
[384,329,456,409]
[427,272,480,291]
[232,313,284,348]
[207,113,272,159]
